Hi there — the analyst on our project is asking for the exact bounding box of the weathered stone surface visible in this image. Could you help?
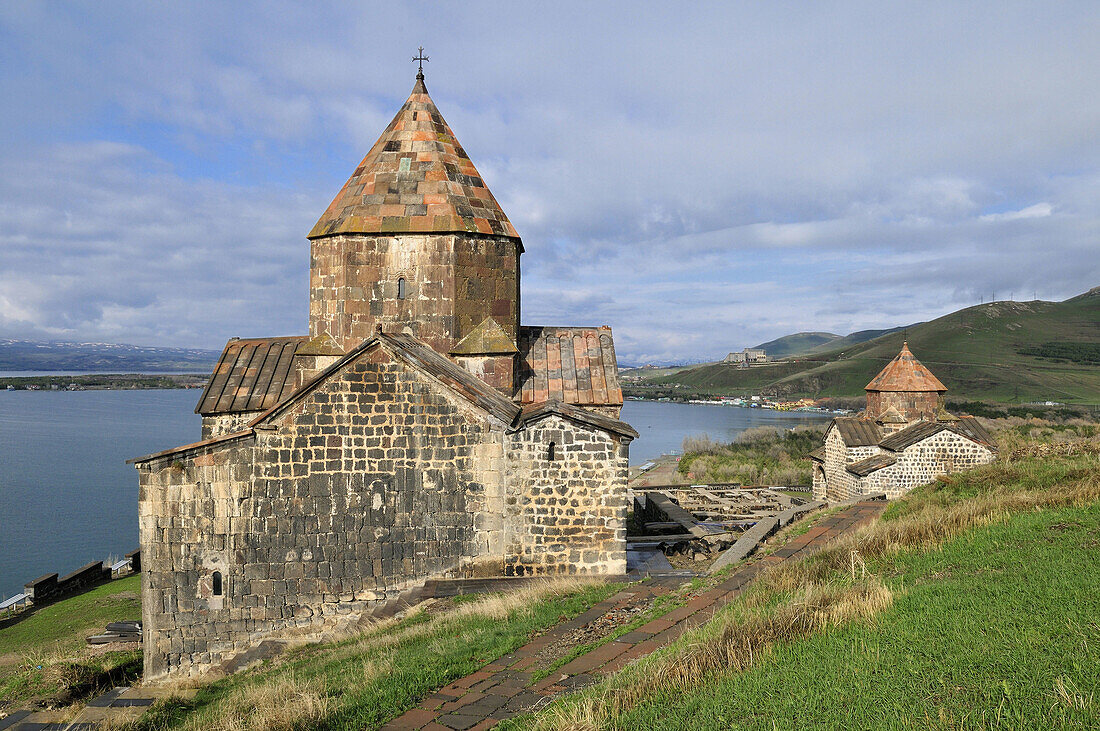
[310,233,520,357]
[139,345,632,678]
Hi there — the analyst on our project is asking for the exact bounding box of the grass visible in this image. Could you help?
[131,577,619,731]
[0,574,143,710]
[518,448,1100,729]
[678,425,824,486]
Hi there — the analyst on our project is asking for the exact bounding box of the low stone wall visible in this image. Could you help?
[24,560,112,603]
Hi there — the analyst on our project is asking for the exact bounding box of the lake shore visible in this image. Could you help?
[1,373,207,391]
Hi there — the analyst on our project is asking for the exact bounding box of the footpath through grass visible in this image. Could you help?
[523,452,1100,730]
[0,574,142,710]
[135,577,619,731]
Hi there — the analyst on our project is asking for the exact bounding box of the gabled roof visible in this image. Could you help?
[450,317,518,356]
[380,333,522,424]
[135,331,637,465]
[876,406,908,424]
[517,326,623,407]
[949,416,997,449]
[517,399,639,440]
[830,417,882,446]
[846,453,897,476]
[296,332,344,356]
[878,420,947,451]
[308,75,519,241]
[806,446,826,462]
[195,336,308,415]
[255,331,522,428]
[865,342,947,393]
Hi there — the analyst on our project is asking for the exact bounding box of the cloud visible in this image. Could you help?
[0,1,1098,364]
[979,202,1054,222]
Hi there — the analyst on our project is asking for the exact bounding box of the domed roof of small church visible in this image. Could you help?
[865,342,947,393]
[309,74,519,240]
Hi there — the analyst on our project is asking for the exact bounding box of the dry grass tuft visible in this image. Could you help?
[1053,675,1094,711]
[171,673,331,731]
[535,578,893,731]
[341,576,604,657]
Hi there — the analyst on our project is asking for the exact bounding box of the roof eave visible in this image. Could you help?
[129,430,255,466]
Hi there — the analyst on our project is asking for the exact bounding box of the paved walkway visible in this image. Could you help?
[383,500,885,730]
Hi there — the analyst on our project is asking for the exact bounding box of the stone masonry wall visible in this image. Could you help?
[139,346,508,679]
[504,415,628,576]
[139,439,255,679]
[310,233,519,355]
[861,430,995,498]
[818,427,881,502]
[201,412,261,440]
[866,390,943,422]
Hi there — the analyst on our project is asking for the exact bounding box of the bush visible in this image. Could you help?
[678,426,826,486]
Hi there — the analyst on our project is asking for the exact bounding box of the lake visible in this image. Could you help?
[0,390,831,598]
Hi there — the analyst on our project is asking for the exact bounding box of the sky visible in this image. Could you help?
[1,2,1098,365]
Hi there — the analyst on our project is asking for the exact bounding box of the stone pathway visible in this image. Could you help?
[0,685,196,731]
[383,500,885,730]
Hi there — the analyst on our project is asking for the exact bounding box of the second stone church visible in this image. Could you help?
[132,69,635,679]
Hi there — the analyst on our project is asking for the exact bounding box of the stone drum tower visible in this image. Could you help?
[308,69,521,391]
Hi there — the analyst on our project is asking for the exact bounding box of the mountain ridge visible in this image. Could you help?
[0,339,221,372]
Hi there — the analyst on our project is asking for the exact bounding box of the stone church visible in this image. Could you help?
[809,343,996,502]
[132,69,636,679]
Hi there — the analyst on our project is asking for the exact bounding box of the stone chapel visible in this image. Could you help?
[131,69,636,679]
[809,343,996,502]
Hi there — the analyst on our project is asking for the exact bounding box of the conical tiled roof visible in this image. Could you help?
[309,75,519,240]
[865,342,947,393]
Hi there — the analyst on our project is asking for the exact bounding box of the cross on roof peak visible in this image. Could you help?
[413,46,429,79]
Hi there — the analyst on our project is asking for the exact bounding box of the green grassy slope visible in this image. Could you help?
[0,575,142,709]
[637,289,1100,403]
[580,493,1100,729]
[805,325,908,354]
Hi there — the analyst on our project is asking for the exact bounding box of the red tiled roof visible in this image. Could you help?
[308,75,518,241]
[195,336,308,415]
[865,342,947,393]
[517,326,623,407]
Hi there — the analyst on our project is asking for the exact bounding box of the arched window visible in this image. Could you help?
[547,441,556,461]
[397,278,407,300]
[212,571,223,596]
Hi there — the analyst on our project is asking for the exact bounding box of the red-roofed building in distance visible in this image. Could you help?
[809,343,996,502]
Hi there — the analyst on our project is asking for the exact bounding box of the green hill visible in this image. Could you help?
[805,325,908,354]
[635,288,1100,403]
[751,331,840,359]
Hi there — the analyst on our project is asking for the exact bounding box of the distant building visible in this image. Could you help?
[809,343,996,502]
[724,348,766,364]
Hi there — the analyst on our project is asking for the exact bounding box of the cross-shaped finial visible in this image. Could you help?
[413,46,429,79]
